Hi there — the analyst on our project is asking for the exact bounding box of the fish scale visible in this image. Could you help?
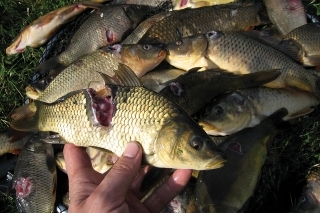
[139,3,269,44]
[206,31,320,98]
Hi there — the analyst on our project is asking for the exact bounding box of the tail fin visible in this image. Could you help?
[34,56,66,75]
[236,69,281,89]
[263,108,288,126]
[256,3,271,25]
[10,103,39,132]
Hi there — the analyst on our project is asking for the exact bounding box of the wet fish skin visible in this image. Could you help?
[195,108,288,213]
[139,2,270,44]
[0,130,31,156]
[165,34,216,70]
[12,132,57,213]
[6,1,103,55]
[141,68,185,92]
[282,23,320,66]
[205,30,320,99]
[27,43,166,103]
[159,68,281,115]
[11,66,226,170]
[264,0,307,36]
[34,4,151,74]
[200,87,320,136]
[298,164,320,213]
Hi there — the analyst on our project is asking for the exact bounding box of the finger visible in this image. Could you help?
[143,169,192,213]
[130,166,151,199]
[63,144,104,204]
[87,142,142,210]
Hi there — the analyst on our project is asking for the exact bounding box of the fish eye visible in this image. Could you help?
[299,195,306,203]
[143,45,151,50]
[176,40,182,46]
[190,136,204,150]
[136,5,141,9]
[214,106,223,115]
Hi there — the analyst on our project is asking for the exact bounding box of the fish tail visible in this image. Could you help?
[6,128,29,143]
[239,69,281,88]
[10,102,39,132]
[26,85,41,100]
[267,108,289,126]
[34,56,66,75]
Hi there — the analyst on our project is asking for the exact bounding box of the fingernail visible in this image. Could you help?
[123,142,139,158]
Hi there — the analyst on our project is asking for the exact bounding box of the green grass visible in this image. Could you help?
[1,0,320,212]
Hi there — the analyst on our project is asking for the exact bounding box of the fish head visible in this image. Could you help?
[298,181,320,213]
[166,34,208,67]
[121,44,167,77]
[200,92,252,136]
[123,4,151,27]
[152,115,226,170]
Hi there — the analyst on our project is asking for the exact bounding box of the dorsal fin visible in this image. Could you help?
[98,64,141,87]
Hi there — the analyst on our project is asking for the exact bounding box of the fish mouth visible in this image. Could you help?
[199,121,226,136]
[205,154,227,169]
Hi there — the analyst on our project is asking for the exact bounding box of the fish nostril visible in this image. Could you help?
[190,136,204,150]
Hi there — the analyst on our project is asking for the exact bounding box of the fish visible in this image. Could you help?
[298,164,320,213]
[11,132,57,213]
[195,108,288,213]
[199,87,320,136]
[205,30,320,99]
[5,1,103,55]
[264,0,307,36]
[138,2,270,44]
[141,68,185,92]
[55,147,118,173]
[281,23,320,66]
[112,0,237,10]
[0,129,31,156]
[10,64,226,170]
[159,68,281,115]
[165,34,217,70]
[34,4,151,74]
[26,43,167,103]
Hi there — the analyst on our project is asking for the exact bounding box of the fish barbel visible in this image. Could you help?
[27,43,167,103]
[12,132,57,213]
[11,65,226,170]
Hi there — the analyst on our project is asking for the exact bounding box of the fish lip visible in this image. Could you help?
[199,121,225,136]
[205,154,227,169]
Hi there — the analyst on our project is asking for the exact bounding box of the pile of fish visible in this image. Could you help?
[2,0,320,212]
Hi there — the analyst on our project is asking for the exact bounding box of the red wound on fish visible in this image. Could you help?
[14,177,32,198]
[228,142,243,155]
[89,88,114,127]
[106,30,115,43]
[180,0,188,7]
[170,82,184,96]
[288,0,303,11]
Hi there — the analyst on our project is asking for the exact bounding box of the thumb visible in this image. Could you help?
[88,142,142,208]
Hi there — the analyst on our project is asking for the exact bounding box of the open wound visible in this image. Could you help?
[14,177,32,198]
[170,82,184,96]
[228,142,243,155]
[88,88,114,127]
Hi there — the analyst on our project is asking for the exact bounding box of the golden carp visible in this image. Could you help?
[12,132,57,213]
[0,129,31,156]
[11,65,226,170]
[264,0,307,36]
[165,34,216,70]
[34,4,151,74]
[199,87,319,136]
[205,30,320,99]
[298,164,320,213]
[195,108,287,213]
[141,68,185,92]
[138,3,270,44]
[6,1,103,55]
[281,23,320,66]
[159,68,280,115]
[27,43,167,103]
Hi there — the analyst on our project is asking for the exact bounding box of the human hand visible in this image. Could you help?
[63,142,192,213]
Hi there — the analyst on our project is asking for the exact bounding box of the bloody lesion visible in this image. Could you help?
[14,177,33,199]
[88,88,115,127]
